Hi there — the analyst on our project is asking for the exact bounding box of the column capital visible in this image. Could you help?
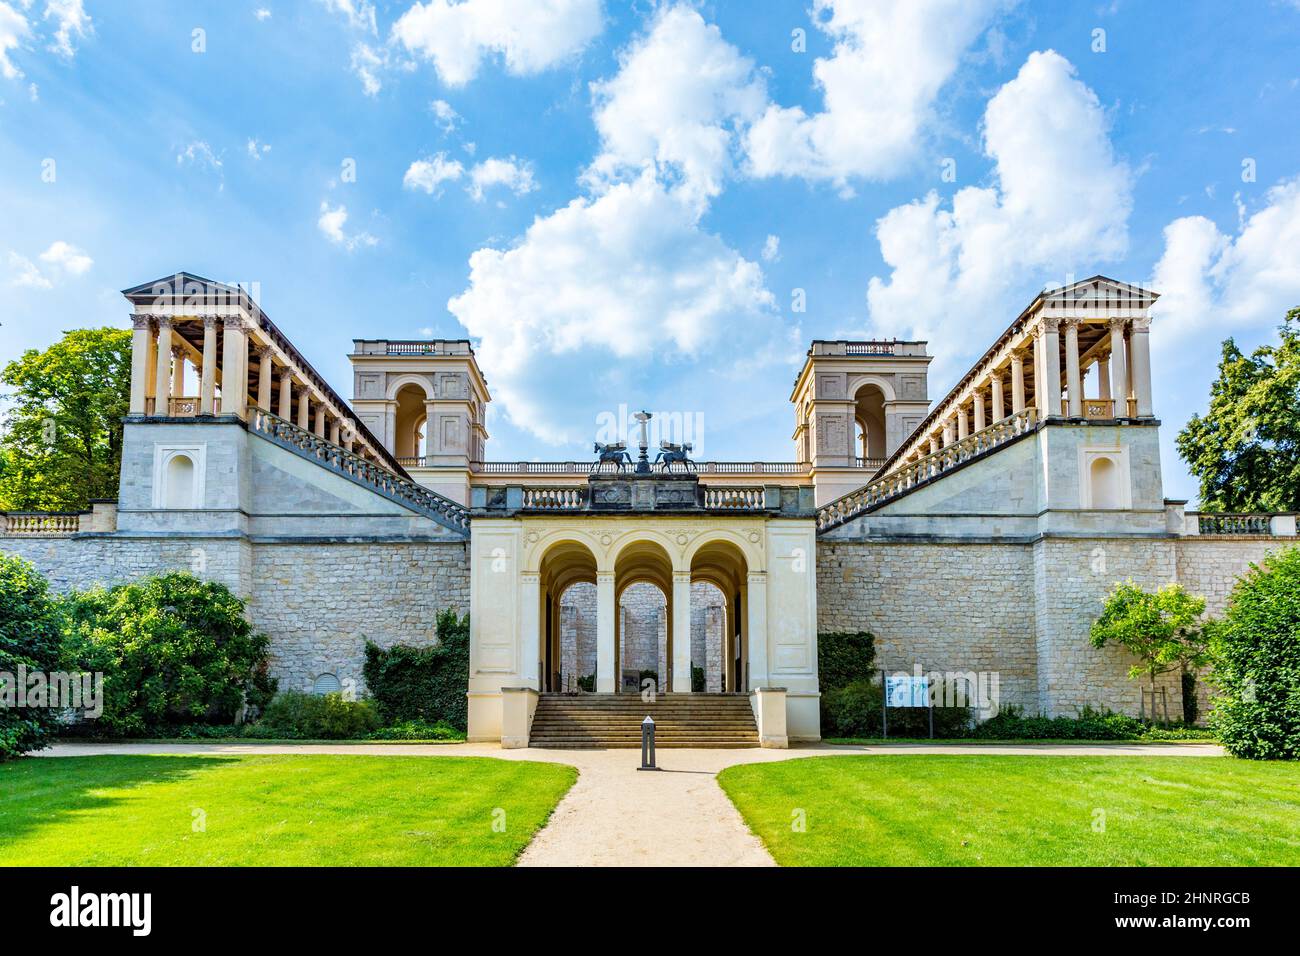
[154,314,174,330]
[990,369,1003,382]
[596,571,615,584]
[222,315,248,333]
[1041,315,1061,334]
[253,343,274,360]
[131,313,154,331]
[747,570,767,583]
[1108,316,1128,333]
[1062,315,1082,331]
[201,314,221,330]
[1130,315,1152,332]
[672,571,691,584]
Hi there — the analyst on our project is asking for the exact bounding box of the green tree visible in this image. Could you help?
[1090,581,1209,719]
[0,327,131,512]
[1177,307,1300,512]
[1209,547,1300,760]
[0,554,65,759]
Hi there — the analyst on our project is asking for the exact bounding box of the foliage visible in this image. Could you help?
[1177,307,1300,512]
[61,573,276,736]
[691,664,704,692]
[366,718,465,741]
[968,704,1215,740]
[0,555,65,759]
[1209,547,1300,760]
[0,328,131,512]
[249,691,381,740]
[361,609,470,732]
[1090,581,1208,701]
[576,673,595,693]
[817,631,876,732]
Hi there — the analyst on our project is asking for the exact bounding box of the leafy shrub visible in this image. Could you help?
[362,609,470,731]
[576,674,595,693]
[1210,547,1300,759]
[251,691,381,739]
[0,554,65,759]
[691,664,705,692]
[968,704,1215,740]
[367,718,464,741]
[818,631,876,733]
[61,573,275,736]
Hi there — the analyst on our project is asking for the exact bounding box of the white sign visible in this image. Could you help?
[885,674,930,708]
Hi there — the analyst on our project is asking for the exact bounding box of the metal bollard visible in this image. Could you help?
[638,715,659,770]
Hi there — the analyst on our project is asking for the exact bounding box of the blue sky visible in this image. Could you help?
[2,0,1299,502]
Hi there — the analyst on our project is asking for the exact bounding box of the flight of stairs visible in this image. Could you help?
[528,693,760,749]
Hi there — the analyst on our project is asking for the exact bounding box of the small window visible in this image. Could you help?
[163,454,196,509]
[312,673,341,695]
[1089,456,1120,509]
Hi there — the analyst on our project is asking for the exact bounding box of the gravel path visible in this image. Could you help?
[39,740,1223,867]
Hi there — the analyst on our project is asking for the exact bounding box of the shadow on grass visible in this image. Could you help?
[0,755,239,851]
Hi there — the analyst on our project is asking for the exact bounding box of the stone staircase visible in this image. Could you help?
[529,693,760,749]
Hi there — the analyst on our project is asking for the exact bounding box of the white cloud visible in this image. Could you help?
[350,42,385,96]
[7,252,51,289]
[39,239,92,274]
[761,235,780,262]
[392,0,603,87]
[430,98,459,131]
[177,140,223,172]
[468,156,536,201]
[254,8,272,21]
[403,152,464,193]
[318,0,377,34]
[584,5,766,207]
[863,50,1133,376]
[317,201,379,250]
[0,2,31,80]
[745,0,1011,187]
[447,173,779,443]
[246,137,271,159]
[1151,178,1300,340]
[44,0,90,58]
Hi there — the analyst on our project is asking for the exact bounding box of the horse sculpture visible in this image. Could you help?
[654,440,695,471]
[593,441,632,471]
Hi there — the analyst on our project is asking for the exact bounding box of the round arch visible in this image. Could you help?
[536,538,599,693]
[689,537,751,695]
[383,373,433,401]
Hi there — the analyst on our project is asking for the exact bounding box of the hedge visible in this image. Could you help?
[0,554,65,759]
[363,609,470,732]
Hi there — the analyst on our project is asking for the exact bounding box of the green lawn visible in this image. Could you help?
[718,755,1300,866]
[0,755,576,866]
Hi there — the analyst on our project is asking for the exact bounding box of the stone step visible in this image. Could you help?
[530,692,758,749]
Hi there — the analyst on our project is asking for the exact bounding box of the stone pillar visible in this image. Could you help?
[314,404,327,438]
[329,418,341,445]
[928,435,940,456]
[942,418,954,447]
[520,573,541,691]
[956,405,968,440]
[1130,316,1153,417]
[1064,317,1082,418]
[991,371,1004,422]
[297,390,310,430]
[595,573,616,693]
[1031,331,1044,414]
[220,316,249,419]
[278,370,293,420]
[746,572,768,690]
[170,345,185,398]
[1109,318,1129,417]
[153,316,174,413]
[672,572,693,694]
[973,390,986,432]
[256,347,273,412]
[1042,317,1062,418]
[1098,355,1111,400]
[1011,353,1026,413]
[129,315,152,415]
[199,315,218,414]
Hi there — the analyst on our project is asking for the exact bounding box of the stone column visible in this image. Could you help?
[746,572,768,690]
[1109,318,1129,417]
[942,418,954,447]
[256,347,273,412]
[1098,355,1111,400]
[153,316,174,413]
[220,316,249,419]
[956,404,968,440]
[129,315,152,415]
[595,573,616,693]
[1130,316,1152,417]
[1031,331,1044,414]
[990,371,1004,422]
[1064,317,1082,417]
[297,390,310,430]
[329,418,341,445]
[278,370,293,420]
[672,572,693,694]
[520,573,541,691]
[314,404,327,438]
[1011,353,1026,413]
[928,435,940,456]
[1042,316,1062,418]
[199,315,218,414]
[170,345,185,398]
[973,390,986,432]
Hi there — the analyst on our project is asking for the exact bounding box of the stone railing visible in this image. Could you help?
[2,512,82,535]
[703,487,766,511]
[522,487,587,510]
[468,460,808,476]
[249,408,470,532]
[854,457,885,471]
[1197,513,1275,536]
[818,407,1038,531]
